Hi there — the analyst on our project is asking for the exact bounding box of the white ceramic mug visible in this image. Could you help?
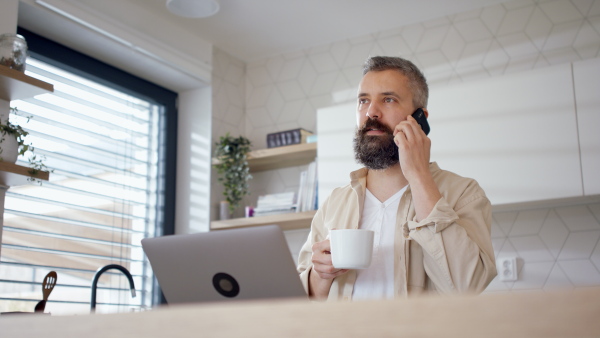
[329,229,374,269]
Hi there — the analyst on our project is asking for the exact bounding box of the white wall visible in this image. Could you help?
[209,48,248,219]
[0,0,18,34]
[176,87,212,234]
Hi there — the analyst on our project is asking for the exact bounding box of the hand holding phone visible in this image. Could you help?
[411,108,430,135]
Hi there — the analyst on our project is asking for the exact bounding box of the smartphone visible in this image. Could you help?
[412,108,430,135]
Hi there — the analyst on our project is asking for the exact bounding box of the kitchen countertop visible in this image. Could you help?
[2,287,599,337]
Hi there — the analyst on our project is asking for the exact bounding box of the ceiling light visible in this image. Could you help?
[166,0,220,18]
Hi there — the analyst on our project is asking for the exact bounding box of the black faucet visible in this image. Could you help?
[91,264,136,312]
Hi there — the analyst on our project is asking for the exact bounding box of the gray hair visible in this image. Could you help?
[362,56,429,109]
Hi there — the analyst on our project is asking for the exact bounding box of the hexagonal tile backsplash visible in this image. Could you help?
[211,0,600,293]
[488,201,600,292]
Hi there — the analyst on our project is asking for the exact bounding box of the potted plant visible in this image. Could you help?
[213,134,252,216]
[0,107,51,183]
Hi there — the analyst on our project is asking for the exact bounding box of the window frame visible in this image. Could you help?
[15,27,177,305]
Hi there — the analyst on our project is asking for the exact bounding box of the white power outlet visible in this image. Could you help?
[497,257,518,282]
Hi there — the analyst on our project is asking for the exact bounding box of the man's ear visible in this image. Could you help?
[422,108,429,118]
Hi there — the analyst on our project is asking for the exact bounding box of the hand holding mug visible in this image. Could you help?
[311,238,348,280]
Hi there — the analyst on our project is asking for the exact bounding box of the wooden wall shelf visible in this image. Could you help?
[213,142,317,173]
[211,143,318,230]
[0,65,53,187]
[0,162,50,187]
[211,210,316,231]
[0,65,54,101]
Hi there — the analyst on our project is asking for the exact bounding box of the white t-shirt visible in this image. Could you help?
[352,186,407,301]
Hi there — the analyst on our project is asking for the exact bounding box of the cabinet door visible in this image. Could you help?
[573,57,600,196]
[428,64,582,205]
[317,102,360,207]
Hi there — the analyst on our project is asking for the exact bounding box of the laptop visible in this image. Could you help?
[141,225,308,304]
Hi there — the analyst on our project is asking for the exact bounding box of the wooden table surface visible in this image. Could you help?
[2,287,600,337]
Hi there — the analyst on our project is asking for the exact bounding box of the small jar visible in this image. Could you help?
[245,206,254,218]
[0,33,28,72]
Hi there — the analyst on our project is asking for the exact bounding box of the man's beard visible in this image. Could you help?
[353,118,399,170]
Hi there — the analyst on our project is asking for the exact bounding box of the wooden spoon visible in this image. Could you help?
[34,271,57,313]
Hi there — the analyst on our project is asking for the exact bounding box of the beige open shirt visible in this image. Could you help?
[297,162,497,301]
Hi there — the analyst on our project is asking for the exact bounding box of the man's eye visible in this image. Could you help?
[358,98,368,104]
[384,97,395,103]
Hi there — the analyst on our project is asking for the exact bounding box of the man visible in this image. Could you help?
[297,56,497,301]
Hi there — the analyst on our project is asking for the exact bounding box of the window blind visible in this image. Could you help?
[0,57,160,315]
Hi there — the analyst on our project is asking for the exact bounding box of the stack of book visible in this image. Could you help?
[296,161,318,212]
[253,191,297,217]
[267,128,313,148]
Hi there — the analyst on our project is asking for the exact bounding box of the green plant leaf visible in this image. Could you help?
[213,133,252,214]
[1,107,53,184]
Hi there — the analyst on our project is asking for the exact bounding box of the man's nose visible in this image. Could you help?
[366,102,381,119]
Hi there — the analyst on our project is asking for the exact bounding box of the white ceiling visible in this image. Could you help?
[17,0,514,91]
[73,0,512,63]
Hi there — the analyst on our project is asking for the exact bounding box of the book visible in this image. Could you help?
[256,191,295,207]
[253,191,297,216]
[306,134,317,143]
[305,161,317,212]
[253,208,296,217]
[296,161,318,212]
[267,128,313,148]
[296,170,307,212]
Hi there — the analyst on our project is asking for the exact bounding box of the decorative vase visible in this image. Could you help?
[219,201,230,220]
[0,133,19,163]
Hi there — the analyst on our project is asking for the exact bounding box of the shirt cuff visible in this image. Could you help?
[403,197,459,237]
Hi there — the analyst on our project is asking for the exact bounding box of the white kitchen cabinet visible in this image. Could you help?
[573,57,600,196]
[318,63,585,206]
[427,63,582,205]
[317,102,360,207]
